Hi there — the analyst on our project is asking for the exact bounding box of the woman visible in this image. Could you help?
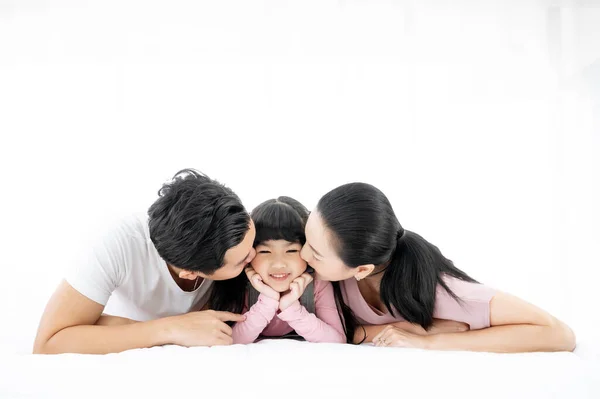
[300,182,575,352]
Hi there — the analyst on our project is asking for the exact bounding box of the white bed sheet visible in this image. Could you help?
[0,340,597,399]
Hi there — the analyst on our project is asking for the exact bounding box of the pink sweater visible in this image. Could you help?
[341,275,497,330]
[232,279,346,344]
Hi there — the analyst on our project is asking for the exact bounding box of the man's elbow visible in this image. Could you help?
[33,334,65,355]
[32,340,52,355]
[550,319,576,352]
[561,323,576,352]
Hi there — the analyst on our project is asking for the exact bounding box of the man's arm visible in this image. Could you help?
[33,280,169,354]
[33,280,244,354]
[96,314,138,326]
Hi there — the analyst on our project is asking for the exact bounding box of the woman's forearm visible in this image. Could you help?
[355,319,469,344]
[355,323,417,343]
[424,321,575,353]
[424,292,576,353]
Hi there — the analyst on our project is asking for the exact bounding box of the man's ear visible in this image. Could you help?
[354,264,375,281]
[178,269,199,281]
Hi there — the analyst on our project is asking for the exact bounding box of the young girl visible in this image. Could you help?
[209,196,346,344]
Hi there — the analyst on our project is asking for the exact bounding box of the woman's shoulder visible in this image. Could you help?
[439,274,496,302]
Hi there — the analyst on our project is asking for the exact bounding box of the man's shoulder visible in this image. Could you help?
[96,212,150,244]
[66,212,152,305]
[76,212,153,268]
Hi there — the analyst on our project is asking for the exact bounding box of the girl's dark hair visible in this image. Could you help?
[317,183,477,341]
[147,168,250,275]
[209,197,310,315]
[252,197,309,247]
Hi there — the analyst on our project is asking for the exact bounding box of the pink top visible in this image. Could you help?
[341,275,497,330]
[232,279,346,344]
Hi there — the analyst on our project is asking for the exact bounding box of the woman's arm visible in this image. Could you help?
[355,319,469,344]
[425,292,575,352]
[374,293,575,353]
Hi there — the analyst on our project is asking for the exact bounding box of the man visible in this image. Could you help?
[33,169,256,354]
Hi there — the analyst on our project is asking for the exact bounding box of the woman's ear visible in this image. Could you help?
[354,264,375,281]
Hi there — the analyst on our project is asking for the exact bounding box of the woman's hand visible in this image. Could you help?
[279,273,313,311]
[245,267,280,300]
[372,325,430,349]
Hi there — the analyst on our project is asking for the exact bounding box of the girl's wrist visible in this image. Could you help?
[258,293,280,308]
[259,289,280,301]
[278,299,299,312]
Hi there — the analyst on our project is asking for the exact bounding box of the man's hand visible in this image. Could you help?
[165,310,246,347]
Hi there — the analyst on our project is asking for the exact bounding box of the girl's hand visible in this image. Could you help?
[279,273,313,311]
[372,325,430,349]
[245,267,280,300]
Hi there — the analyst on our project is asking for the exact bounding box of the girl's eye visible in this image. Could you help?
[258,250,270,254]
[286,249,298,253]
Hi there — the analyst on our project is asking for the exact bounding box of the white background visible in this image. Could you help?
[0,0,598,354]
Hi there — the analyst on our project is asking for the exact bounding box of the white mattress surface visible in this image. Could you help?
[1,340,597,399]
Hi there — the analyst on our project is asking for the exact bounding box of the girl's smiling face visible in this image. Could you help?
[251,239,307,292]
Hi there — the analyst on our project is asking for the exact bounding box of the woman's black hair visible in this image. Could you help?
[331,281,362,344]
[317,183,477,341]
[209,196,310,315]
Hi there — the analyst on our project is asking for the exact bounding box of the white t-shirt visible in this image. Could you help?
[65,213,213,321]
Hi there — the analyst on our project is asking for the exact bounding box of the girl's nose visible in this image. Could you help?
[270,257,287,269]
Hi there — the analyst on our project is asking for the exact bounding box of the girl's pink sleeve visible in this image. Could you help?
[277,280,346,343]
[232,293,279,344]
